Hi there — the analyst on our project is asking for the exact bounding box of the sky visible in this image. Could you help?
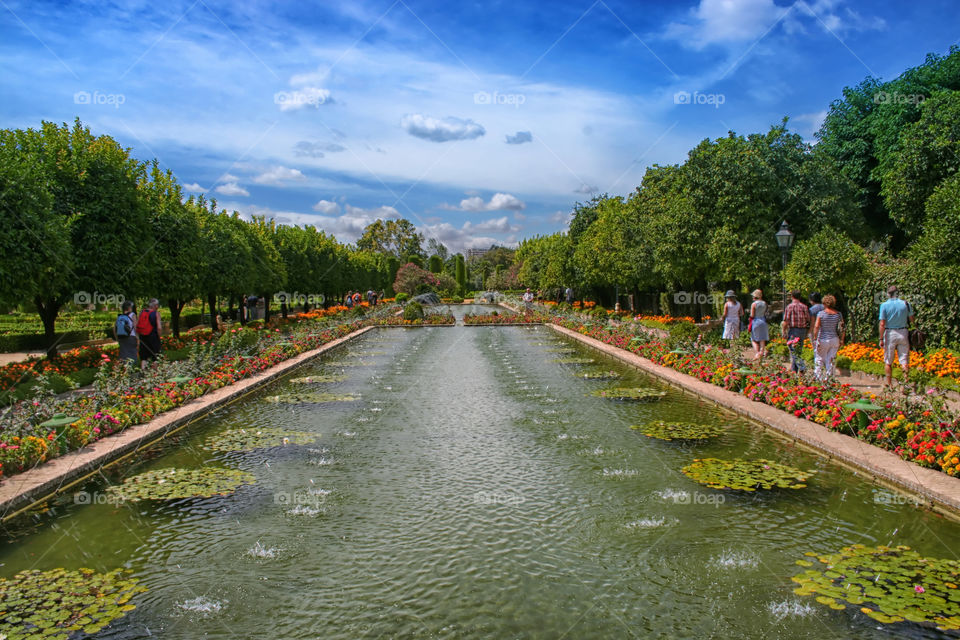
[1,0,957,253]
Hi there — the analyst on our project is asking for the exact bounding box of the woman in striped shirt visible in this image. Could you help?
[811,294,845,381]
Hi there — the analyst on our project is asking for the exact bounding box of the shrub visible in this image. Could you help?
[668,321,700,343]
[451,296,464,303]
[403,301,424,321]
[395,292,409,303]
[394,263,440,295]
[835,355,853,370]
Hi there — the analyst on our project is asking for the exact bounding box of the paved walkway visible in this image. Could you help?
[0,351,44,366]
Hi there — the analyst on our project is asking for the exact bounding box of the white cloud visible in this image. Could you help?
[463,216,514,233]
[505,131,532,145]
[549,210,572,225]
[574,184,598,194]
[664,0,884,50]
[182,182,203,192]
[215,182,249,197]
[252,166,306,185]
[313,199,341,214]
[401,114,485,142]
[445,192,526,212]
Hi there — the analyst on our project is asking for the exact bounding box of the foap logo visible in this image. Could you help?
[74,291,125,306]
[872,489,923,507]
[73,90,125,109]
[663,490,726,506]
[473,91,526,108]
[870,291,928,306]
[274,291,325,305]
[74,491,125,505]
[473,490,525,506]
[274,89,328,109]
[674,90,725,108]
[873,91,925,105]
[673,291,724,305]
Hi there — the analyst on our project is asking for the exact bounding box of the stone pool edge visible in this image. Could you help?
[0,325,376,520]
[547,323,960,518]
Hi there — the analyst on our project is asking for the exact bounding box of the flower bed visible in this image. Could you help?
[0,308,378,479]
[551,316,959,478]
[463,312,546,325]
[367,313,455,326]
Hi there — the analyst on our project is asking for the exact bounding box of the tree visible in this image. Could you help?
[426,237,449,261]
[784,228,871,298]
[356,218,424,258]
[393,262,439,295]
[571,195,650,297]
[9,120,150,357]
[139,161,203,336]
[428,254,443,274]
[881,90,960,237]
[454,254,466,295]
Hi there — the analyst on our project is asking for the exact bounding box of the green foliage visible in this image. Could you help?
[682,458,814,491]
[356,218,424,258]
[393,263,439,295]
[264,392,358,403]
[590,387,667,401]
[107,467,256,501]
[403,301,424,320]
[428,254,443,273]
[784,228,872,296]
[632,421,725,441]
[204,427,319,452]
[395,292,409,303]
[454,254,466,294]
[0,567,146,639]
[792,544,960,629]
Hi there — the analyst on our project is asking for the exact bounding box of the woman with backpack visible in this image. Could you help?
[136,298,163,368]
[114,301,138,363]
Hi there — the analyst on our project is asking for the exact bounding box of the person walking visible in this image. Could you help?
[344,291,353,309]
[783,290,810,374]
[565,286,574,305]
[878,285,914,389]
[721,291,742,344]
[749,289,769,362]
[811,294,845,381]
[136,298,163,368]
[808,292,824,322]
[352,291,362,307]
[522,288,534,315]
[246,294,258,321]
[114,300,138,364]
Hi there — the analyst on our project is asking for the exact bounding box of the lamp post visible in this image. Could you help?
[775,221,795,316]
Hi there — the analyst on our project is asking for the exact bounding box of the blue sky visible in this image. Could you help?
[1,0,957,253]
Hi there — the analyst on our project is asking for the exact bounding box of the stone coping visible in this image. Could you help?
[548,323,960,518]
[0,326,375,521]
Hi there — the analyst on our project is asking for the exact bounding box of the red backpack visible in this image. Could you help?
[136,309,154,335]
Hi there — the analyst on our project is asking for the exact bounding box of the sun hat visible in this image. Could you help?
[724,290,736,298]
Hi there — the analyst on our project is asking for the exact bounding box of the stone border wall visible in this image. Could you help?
[0,326,375,520]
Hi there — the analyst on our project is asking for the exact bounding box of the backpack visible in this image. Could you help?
[136,309,154,336]
[115,313,133,337]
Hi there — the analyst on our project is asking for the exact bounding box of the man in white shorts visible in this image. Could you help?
[878,285,914,389]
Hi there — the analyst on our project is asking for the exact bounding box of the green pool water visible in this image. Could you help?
[2,306,958,639]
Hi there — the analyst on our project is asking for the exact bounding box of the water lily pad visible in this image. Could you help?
[581,370,622,380]
[204,428,319,452]
[633,421,725,441]
[264,392,358,404]
[546,348,578,355]
[591,387,667,401]
[681,458,813,491]
[0,567,146,640]
[553,357,595,365]
[106,468,256,501]
[289,374,346,384]
[324,360,373,367]
[792,545,960,631]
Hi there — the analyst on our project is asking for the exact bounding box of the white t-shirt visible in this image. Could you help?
[522,292,534,303]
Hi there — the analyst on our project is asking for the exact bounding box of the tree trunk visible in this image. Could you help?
[238,295,247,326]
[262,293,271,322]
[207,294,218,330]
[281,301,288,319]
[168,298,186,338]
[35,296,62,360]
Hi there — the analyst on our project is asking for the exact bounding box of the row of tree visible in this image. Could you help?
[0,120,437,356]
[515,47,960,346]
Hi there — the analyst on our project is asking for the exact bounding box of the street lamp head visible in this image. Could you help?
[775,220,794,250]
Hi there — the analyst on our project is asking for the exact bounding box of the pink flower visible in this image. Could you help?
[915,585,925,593]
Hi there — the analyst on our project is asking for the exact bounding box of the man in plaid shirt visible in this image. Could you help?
[783,290,810,373]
